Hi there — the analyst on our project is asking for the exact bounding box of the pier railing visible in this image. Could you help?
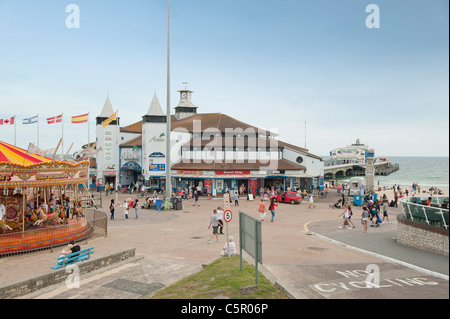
[400,197,449,230]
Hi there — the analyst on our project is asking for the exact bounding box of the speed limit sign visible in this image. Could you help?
[224,210,232,223]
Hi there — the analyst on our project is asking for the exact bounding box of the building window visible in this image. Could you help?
[296,156,304,164]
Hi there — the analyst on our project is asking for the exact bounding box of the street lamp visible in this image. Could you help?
[165,0,172,199]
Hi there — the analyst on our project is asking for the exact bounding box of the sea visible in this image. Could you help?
[324,156,449,191]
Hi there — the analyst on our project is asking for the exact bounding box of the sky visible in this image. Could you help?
[0,0,448,157]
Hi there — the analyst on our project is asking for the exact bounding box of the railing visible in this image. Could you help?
[0,209,107,257]
[400,197,449,230]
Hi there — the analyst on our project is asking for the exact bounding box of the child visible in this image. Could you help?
[361,206,369,233]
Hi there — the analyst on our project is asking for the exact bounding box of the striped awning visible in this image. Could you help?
[0,141,52,167]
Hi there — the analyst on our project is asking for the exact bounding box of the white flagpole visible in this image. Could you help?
[88,112,90,146]
[62,113,64,158]
[14,115,16,146]
[37,113,40,148]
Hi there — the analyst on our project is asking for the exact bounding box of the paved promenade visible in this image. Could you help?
[0,190,448,300]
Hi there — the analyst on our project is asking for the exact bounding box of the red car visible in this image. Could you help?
[270,191,302,204]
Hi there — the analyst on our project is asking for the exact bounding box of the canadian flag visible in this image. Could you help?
[47,114,63,124]
[0,116,15,125]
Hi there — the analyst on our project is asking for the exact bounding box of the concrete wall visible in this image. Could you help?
[0,248,136,299]
[397,214,449,256]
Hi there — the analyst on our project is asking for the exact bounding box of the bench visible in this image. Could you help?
[50,247,95,270]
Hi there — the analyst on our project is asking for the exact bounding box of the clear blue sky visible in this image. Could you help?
[0,0,448,157]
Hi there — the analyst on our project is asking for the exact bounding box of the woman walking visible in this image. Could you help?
[109,199,115,220]
[269,198,278,222]
[258,199,266,221]
[361,206,369,233]
[338,205,355,230]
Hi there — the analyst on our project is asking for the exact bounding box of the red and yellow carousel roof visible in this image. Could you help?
[0,141,52,167]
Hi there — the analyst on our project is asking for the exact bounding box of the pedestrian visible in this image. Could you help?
[193,191,200,207]
[123,200,129,219]
[257,199,266,221]
[382,199,391,223]
[234,192,239,206]
[361,206,369,233]
[207,209,223,244]
[105,183,109,196]
[134,198,139,219]
[269,197,278,222]
[338,205,354,230]
[308,195,316,209]
[260,187,264,199]
[109,199,115,220]
[217,207,224,235]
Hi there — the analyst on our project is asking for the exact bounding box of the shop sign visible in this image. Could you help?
[150,164,165,172]
[177,170,203,175]
[215,171,250,175]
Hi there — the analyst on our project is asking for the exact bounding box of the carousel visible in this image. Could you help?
[0,140,91,255]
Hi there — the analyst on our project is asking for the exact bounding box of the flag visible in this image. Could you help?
[102,111,117,128]
[72,113,89,124]
[23,115,38,125]
[47,114,63,124]
[0,116,15,125]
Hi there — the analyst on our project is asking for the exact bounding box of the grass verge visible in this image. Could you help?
[150,256,290,299]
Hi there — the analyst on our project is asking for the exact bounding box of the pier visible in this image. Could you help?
[324,160,399,179]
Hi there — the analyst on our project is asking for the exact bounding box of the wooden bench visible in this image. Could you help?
[50,247,94,270]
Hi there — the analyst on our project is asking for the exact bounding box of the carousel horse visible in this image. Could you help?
[33,208,47,226]
[0,218,13,231]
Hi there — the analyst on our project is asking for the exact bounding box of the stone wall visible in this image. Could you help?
[0,248,136,299]
[397,214,449,256]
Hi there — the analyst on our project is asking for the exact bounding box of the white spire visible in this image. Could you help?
[147,93,165,116]
[99,94,115,117]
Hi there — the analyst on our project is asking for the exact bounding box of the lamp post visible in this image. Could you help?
[165,0,172,199]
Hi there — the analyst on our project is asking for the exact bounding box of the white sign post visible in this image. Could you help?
[224,209,232,259]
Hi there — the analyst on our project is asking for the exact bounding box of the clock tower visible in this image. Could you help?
[174,87,198,120]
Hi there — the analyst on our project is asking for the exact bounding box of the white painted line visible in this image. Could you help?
[310,232,449,281]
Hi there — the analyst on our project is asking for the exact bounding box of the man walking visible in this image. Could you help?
[207,209,223,244]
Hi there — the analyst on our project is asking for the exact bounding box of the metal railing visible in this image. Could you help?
[400,197,449,230]
[0,209,107,257]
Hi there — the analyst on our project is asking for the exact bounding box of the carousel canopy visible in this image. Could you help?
[0,141,89,189]
[0,141,52,167]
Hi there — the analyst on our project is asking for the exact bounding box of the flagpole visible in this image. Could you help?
[62,113,64,159]
[14,115,16,146]
[37,114,40,148]
[88,112,90,147]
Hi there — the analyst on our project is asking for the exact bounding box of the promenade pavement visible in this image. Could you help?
[0,190,448,300]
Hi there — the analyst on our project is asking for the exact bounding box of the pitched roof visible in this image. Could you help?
[120,121,142,133]
[99,95,115,118]
[147,93,164,116]
[120,136,142,147]
[172,113,277,136]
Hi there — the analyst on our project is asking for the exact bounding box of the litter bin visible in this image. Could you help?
[155,199,163,211]
[354,195,363,206]
[170,197,183,210]
[175,197,183,210]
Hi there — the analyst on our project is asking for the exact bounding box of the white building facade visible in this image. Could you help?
[94,88,324,195]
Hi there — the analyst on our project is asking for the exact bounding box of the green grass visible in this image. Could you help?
[150,256,290,299]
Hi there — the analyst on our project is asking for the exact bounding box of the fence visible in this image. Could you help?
[0,209,107,257]
[400,197,449,229]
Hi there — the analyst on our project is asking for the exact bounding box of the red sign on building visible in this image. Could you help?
[215,171,250,175]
